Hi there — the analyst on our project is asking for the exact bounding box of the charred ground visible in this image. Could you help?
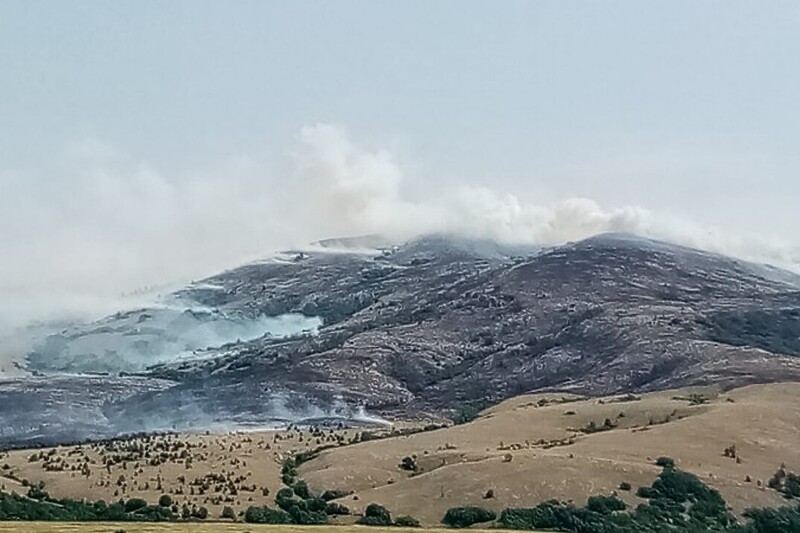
[2,233,800,445]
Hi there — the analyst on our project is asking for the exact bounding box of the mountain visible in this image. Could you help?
[3,233,800,446]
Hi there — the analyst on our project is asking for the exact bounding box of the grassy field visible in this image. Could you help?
[3,383,800,527]
[0,524,517,533]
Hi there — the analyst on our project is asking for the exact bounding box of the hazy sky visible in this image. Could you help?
[1,1,799,327]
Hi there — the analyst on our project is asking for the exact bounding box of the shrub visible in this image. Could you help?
[619,481,632,491]
[321,489,350,501]
[655,456,676,468]
[325,502,350,515]
[26,485,49,501]
[399,456,418,472]
[287,507,328,525]
[785,473,800,498]
[293,480,312,499]
[244,505,292,524]
[123,498,148,513]
[220,506,235,519]
[742,504,800,533]
[442,506,497,528]
[158,494,172,508]
[275,487,296,511]
[453,405,482,425]
[357,503,393,526]
[395,515,421,527]
[306,497,327,513]
[586,495,626,515]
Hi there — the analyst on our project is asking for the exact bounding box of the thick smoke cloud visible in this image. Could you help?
[1,124,798,339]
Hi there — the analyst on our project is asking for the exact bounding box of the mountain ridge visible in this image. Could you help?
[3,232,800,446]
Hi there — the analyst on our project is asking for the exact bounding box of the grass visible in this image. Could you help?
[0,523,526,533]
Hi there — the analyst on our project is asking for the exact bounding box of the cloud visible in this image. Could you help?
[1,124,798,339]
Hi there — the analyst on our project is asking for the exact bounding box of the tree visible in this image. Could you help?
[158,494,172,508]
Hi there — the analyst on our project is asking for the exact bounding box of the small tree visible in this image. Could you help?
[158,494,172,508]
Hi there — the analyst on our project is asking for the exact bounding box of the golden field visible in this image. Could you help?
[2,383,800,527]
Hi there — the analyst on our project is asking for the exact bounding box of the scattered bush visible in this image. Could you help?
[498,465,736,532]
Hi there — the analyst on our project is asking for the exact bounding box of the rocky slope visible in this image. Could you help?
[3,233,800,446]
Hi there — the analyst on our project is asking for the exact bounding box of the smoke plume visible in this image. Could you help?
[1,124,798,338]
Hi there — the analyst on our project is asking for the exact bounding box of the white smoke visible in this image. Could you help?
[292,124,800,269]
[1,123,798,341]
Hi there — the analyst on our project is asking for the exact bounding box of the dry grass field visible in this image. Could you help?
[2,382,800,527]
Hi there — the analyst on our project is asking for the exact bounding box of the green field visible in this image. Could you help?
[0,524,519,533]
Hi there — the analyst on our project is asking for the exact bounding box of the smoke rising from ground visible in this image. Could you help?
[1,124,798,337]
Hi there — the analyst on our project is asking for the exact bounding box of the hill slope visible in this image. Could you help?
[1,383,799,527]
[3,233,800,444]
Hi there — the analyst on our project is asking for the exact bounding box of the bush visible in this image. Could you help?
[287,507,328,525]
[586,495,626,515]
[618,481,632,491]
[742,504,800,533]
[275,487,296,511]
[306,497,327,513]
[321,489,350,501]
[220,505,235,519]
[158,494,172,508]
[244,505,292,524]
[293,480,311,499]
[27,485,49,501]
[325,502,350,515]
[453,405,482,425]
[123,498,148,513]
[442,506,497,528]
[655,456,676,468]
[357,503,393,526]
[191,506,208,519]
[395,515,421,527]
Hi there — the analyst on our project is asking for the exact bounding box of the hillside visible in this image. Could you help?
[3,233,800,445]
[2,383,799,527]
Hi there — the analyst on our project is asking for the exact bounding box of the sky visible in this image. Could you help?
[1,1,799,328]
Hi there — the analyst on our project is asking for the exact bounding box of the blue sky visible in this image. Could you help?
[1,1,799,325]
